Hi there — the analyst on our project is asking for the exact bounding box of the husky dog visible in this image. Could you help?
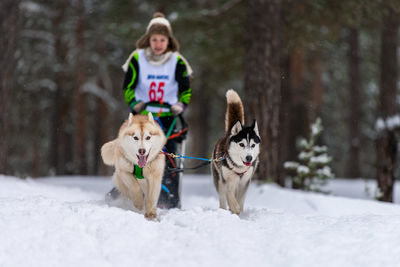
[212,89,261,215]
[101,113,166,219]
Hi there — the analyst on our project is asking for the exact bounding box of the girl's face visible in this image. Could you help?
[150,34,169,55]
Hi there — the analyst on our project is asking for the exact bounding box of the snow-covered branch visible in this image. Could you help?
[375,114,400,132]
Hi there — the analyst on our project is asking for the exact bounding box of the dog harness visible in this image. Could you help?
[133,164,144,179]
[225,153,252,177]
[234,166,251,178]
[132,163,171,197]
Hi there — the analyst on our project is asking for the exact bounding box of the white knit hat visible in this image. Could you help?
[146,16,171,33]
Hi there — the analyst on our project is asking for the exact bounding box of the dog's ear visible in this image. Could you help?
[147,112,155,124]
[252,120,260,137]
[101,140,116,166]
[128,113,134,125]
[231,121,242,136]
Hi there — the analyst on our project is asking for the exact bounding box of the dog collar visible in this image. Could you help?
[225,154,251,176]
[234,166,251,177]
[133,164,144,179]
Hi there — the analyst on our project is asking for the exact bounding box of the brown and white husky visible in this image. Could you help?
[101,113,166,219]
[212,89,261,215]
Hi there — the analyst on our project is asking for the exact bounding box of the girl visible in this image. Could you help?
[120,12,192,209]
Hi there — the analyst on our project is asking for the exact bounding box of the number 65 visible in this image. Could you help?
[149,82,165,101]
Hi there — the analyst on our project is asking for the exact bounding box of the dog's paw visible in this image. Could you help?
[144,212,157,220]
[228,200,240,215]
[230,209,240,215]
[229,203,241,215]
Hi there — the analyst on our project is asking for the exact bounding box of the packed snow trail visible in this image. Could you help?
[0,175,400,267]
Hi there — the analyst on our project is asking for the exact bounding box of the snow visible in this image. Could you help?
[317,166,333,177]
[1,174,400,267]
[299,151,312,160]
[297,165,310,175]
[375,118,386,131]
[386,115,400,130]
[311,123,321,136]
[310,154,331,164]
[283,161,298,169]
[313,145,328,153]
[375,115,400,132]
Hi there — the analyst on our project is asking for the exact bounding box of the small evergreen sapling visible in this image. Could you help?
[284,118,334,192]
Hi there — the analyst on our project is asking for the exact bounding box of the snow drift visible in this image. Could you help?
[1,175,400,267]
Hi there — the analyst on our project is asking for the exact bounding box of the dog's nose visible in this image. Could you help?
[245,155,252,162]
[138,148,146,155]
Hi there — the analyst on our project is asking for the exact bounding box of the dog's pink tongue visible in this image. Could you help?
[138,155,147,167]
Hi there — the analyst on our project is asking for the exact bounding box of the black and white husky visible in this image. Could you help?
[211,89,261,215]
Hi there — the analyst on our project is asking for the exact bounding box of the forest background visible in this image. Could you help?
[1,0,400,202]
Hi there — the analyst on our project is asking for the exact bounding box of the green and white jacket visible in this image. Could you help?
[122,48,192,117]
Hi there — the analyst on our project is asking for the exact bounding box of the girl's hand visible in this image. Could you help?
[132,102,146,114]
[171,102,185,116]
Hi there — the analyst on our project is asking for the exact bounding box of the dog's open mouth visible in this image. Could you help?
[137,154,149,168]
[243,161,252,167]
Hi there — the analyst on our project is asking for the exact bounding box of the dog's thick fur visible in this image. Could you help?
[212,89,261,215]
[101,113,166,219]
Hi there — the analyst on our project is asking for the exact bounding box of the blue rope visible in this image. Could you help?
[161,184,170,194]
[173,153,224,162]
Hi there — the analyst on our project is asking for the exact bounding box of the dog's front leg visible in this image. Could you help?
[129,178,144,211]
[225,176,241,215]
[212,164,227,209]
[144,175,162,220]
[115,171,144,211]
[237,177,251,213]
[143,158,164,220]
[217,179,228,210]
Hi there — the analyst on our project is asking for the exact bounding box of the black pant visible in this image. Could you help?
[157,116,181,209]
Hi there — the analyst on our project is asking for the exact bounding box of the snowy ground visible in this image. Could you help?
[1,174,400,267]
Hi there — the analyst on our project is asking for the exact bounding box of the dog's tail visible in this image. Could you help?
[225,89,244,133]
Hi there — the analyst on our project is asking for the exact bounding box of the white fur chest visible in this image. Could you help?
[221,165,253,183]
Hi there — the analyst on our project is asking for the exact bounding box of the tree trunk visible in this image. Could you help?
[245,0,283,185]
[289,45,309,189]
[310,50,323,121]
[376,7,398,202]
[50,3,68,175]
[95,98,110,175]
[0,0,19,174]
[279,57,291,180]
[94,40,111,176]
[347,28,362,178]
[74,0,88,174]
[188,69,210,173]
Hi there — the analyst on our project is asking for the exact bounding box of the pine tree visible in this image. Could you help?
[284,118,335,192]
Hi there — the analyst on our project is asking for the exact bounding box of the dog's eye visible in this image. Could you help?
[251,144,255,148]
[145,136,151,140]
[239,143,245,147]
[133,136,139,141]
